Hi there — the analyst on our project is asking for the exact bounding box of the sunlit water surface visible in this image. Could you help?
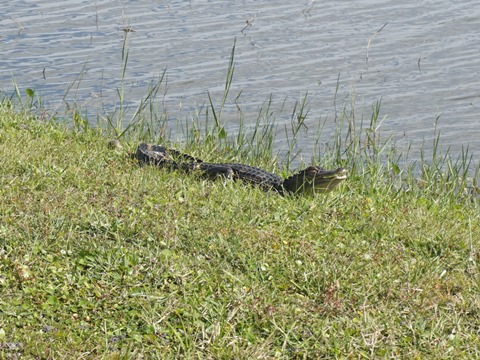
[1,0,479,163]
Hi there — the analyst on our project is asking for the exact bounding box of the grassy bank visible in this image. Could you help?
[1,93,479,359]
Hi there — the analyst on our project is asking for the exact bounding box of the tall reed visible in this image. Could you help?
[4,38,479,199]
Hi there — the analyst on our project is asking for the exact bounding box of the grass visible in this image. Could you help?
[1,40,479,358]
[1,99,480,359]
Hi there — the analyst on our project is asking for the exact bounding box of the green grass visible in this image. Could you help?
[1,38,480,358]
[1,93,479,359]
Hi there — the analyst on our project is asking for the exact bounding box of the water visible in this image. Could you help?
[1,0,479,161]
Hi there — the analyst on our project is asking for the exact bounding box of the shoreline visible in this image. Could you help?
[0,99,479,358]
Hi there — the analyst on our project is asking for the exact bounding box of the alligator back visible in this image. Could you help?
[182,162,284,192]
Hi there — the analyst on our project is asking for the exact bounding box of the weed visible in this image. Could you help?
[0,40,479,358]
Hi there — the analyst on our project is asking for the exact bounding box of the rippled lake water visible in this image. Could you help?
[1,0,479,162]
